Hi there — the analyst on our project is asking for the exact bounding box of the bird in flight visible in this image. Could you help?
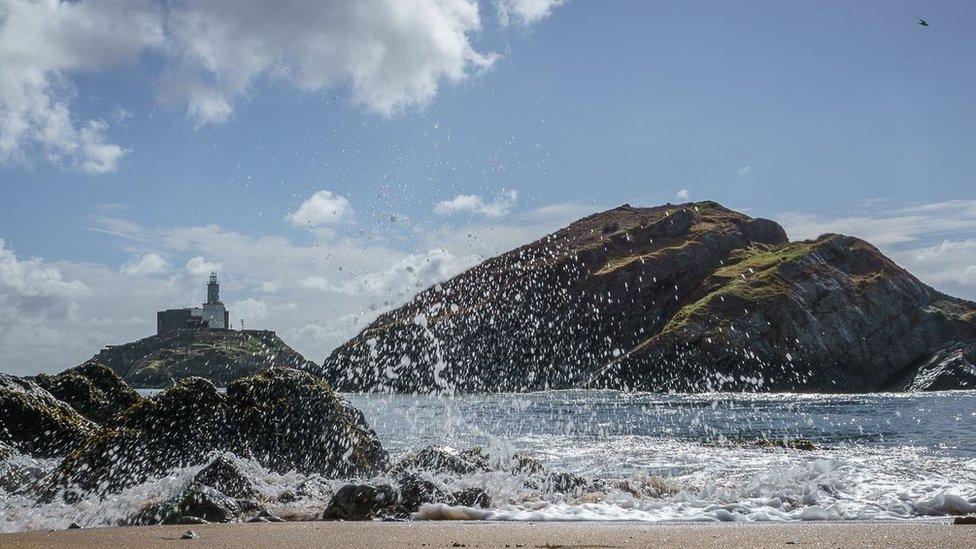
[918,18,929,27]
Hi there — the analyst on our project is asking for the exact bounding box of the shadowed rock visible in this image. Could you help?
[901,342,976,391]
[451,487,491,508]
[32,362,142,423]
[193,455,256,499]
[46,369,387,496]
[321,202,976,393]
[392,446,490,476]
[396,474,447,513]
[322,484,399,521]
[0,374,95,458]
[127,484,258,525]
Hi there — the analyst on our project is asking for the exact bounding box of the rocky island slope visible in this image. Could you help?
[89,329,315,388]
[321,201,976,393]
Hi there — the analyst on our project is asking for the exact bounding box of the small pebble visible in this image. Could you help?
[67,523,82,530]
[181,530,198,540]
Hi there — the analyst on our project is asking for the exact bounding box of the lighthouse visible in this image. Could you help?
[201,273,229,329]
[156,273,230,333]
[207,272,220,304]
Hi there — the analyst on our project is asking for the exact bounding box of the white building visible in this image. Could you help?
[156,273,230,333]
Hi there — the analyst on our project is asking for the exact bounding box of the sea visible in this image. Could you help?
[2,390,975,531]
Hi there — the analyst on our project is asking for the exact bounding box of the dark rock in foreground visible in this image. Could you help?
[322,201,976,393]
[88,329,315,388]
[47,368,387,496]
[322,445,583,520]
[127,483,259,526]
[322,484,399,521]
[31,362,142,423]
[391,446,490,476]
[451,486,492,508]
[193,455,256,499]
[0,374,95,458]
[900,342,976,391]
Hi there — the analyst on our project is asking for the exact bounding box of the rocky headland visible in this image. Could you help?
[321,201,976,393]
[88,329,316,388]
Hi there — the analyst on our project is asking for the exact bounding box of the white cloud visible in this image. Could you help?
[497,0,567,26]
[119,253,169,276]
[300,276,333,291]
[737,165,751,178]
[185,256,222,276]
[255,280,281,294]
[676,189,690,200]
[336,248,474,296]
[230,297,268,322]
[778,201,976,246]
[906,239,976,287]
[0,239,87,320]
[0,0,163,173]
[2,0,569,171]
[913,239,976,263]
[435,189,518,218]
[286,190,355,228]
[162,0,499,124]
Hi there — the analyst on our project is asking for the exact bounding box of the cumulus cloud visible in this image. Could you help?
[119,253,168,276]
[336,248,474,296]
[496,0,567,26]
[2,0,570,172]
[676,189,690,200]
[907,239,976,287]
[0,239,87,321]
[161,0,498,124]
[0,0,163,173]
[435,189,518,218]
[230,297,268,323]
[287,190,355,228]
[185,256,222,276]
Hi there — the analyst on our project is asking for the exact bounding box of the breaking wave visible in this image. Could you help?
[2,390,975,531]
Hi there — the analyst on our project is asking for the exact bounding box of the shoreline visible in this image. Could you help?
[2,521,974,548]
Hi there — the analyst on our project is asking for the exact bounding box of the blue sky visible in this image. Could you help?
[1,0,975,374]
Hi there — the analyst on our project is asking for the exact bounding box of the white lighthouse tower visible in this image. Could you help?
[200,272,229,329]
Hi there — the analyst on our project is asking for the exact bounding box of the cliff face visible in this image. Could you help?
[321,201,976,393]
[91,329,316,388]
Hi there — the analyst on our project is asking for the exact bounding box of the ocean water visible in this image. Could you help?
[348,390,976,521]
[2,390,975,531]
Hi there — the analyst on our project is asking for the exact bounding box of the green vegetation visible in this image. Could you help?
[927,299,976,322]
[663,242,817,333]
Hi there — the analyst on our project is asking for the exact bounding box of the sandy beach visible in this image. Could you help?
[2,521,974,548]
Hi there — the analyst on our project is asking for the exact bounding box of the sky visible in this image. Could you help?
[1,0,975,376]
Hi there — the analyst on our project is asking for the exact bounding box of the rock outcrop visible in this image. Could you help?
[321,445,576,521]
[47,368,387,496]
[898,342,976,391]
[31,362,142,423]
[126,483,260,526]
[321,202,976,393]
[0,374,95,458]
[88,329,316,388]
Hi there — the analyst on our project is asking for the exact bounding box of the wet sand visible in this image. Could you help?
[2,521,974,548]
